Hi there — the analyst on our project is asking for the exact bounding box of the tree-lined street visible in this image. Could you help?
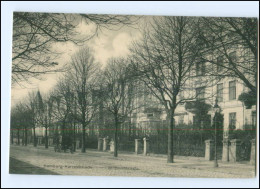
[9,11,257,179]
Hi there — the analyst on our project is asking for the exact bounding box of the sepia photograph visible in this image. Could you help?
[2,2,259,188]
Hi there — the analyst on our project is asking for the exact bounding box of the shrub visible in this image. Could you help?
[238,91,257,109]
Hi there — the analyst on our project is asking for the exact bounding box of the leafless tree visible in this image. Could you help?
[130,16,205,163]
[10,110,16,145]
[69,47,100,153]
[44,95,55,149]
[102,58,136,157]
[51,75,75,150]
[12,101,32,146]
[27,91,39,147]
[198,17,257,96]
[10,105,21,145]
[33,91,53,148]
[12,12,140,85]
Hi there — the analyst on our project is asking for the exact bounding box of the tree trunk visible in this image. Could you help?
[167,109,175,163]
[114,116,118,157]
[33,127,37,147]
[17,129,20,145]
[11,129,14,145]
[81,124,86,153]
[25,128,28,146]
[61,120,66,150]
[73,123,76,152]
[22,129,25,145]
[45,127,48,148]
[128,122,131,140]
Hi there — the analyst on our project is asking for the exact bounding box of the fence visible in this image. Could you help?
[11,122,255,160]
[148,129,218,157]
[229,129,256,161]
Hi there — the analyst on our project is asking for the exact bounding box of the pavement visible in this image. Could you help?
[9,145,256,178]
[9,157,60,175]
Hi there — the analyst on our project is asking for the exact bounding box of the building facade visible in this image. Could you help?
[132,46,257,136]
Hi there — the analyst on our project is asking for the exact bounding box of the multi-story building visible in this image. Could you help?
[132,47,257,136]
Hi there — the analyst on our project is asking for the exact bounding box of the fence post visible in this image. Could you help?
[143,138,149,156]
[103,138,108,151]
[135,139,141,154]
[250,139,256,165]
[205,139,214,160]
[98,138,103,151]
[222,138,229,162]
[109,140,115,153]
[229,139,241,162]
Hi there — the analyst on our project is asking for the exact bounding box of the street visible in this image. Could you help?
[9,157,59,175]
[9,145,255,178]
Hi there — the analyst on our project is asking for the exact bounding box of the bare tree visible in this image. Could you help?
[52,75,75,150]
[44,95,55,149]
[27,91,38,147]
[33,91,53,148]
[32,90,46,146]
[12,101,32,146]
[10,105,21,145]
[198,17,257,95]
[130,16,204,163]
[103,58,136,157]
[69,47,100,153]
[10,110,16,145]
[12,12,140,85]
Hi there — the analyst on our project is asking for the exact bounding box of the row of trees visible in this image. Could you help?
[11,47,139,158]
[11,15,257,163]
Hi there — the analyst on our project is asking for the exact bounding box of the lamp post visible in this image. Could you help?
[213,98,221,167]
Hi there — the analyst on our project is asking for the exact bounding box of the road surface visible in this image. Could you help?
[9,145,255,178]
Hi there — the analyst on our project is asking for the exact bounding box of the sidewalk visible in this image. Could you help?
[9,145,256,178]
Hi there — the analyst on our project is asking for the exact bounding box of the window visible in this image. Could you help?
[196,87,205,100]
[147,113,153,118]
[229,51,237,67]
[217,83,223,102]
[229,112,236,130]
[229,81,236,100]
[196,60,206,76]
[178,115,184,125]
[252,111,256,127]
[217,56,224,72]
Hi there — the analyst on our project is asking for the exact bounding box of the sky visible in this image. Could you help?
[11,15,143,107]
